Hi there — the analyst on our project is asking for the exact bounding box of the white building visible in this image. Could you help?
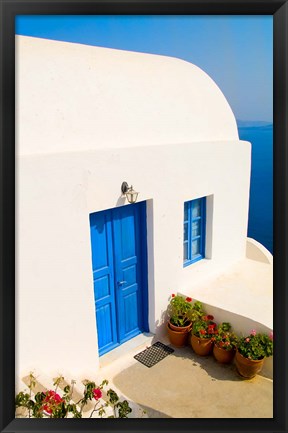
[16,35,273,380]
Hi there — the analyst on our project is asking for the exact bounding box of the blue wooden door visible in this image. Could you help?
[89,202,148,356]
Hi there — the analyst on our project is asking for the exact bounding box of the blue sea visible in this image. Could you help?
[238,123,273,254]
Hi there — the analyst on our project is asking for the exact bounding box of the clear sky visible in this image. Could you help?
[16,15,273,122]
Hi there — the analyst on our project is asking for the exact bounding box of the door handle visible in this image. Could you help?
[117,281,127,286]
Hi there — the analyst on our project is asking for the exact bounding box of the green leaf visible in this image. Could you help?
[15,391,30,407]
[116,400,132,418]
[35,392,45,403]
[107,389,119,404]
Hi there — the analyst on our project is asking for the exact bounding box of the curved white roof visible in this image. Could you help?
[16,35,238,155]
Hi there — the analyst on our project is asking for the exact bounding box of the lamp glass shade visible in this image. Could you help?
[126,189,138,204]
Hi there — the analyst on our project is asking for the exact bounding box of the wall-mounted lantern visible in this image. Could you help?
[121,182,139,204]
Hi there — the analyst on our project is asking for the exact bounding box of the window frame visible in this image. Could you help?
[183,197,206,267]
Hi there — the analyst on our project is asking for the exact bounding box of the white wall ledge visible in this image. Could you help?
[246,237,273,264]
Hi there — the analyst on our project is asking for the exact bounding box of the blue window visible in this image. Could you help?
[183,197,206,266]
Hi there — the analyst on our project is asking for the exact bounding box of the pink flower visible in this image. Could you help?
[186,297,192,302]
[269,331,273,341]
[250,329,257,336]
[93,388,102,400]
[245,338,250,342]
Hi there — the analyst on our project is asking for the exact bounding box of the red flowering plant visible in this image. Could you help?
[41,390,64,416]
[213,322,238,351]
[167,294,204,327]
[237,330,273,360]
[192,315,218,339]
[15,373,132,418]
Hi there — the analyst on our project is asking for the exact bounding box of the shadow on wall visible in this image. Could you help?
[154,308,169,339]
[191,300,273,379]
[194,301,273,336]
[115,196,126,207]
[153,296,273,339]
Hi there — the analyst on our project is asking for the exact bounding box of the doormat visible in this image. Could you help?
[134,341,174,368]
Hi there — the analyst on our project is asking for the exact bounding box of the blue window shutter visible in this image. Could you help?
[183,197,206,266]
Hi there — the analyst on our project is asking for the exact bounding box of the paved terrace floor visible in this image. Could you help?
[100,334,273,419]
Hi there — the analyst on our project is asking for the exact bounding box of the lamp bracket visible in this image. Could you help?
[121,181,129,195]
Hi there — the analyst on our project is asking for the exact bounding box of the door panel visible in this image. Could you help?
[90,202,147,356]
[113,205,143,344]
[89,210,118,355]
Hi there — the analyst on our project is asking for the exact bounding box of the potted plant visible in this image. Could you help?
[167,294,203,347]
[190,315,217,356]
[235,330,273,378]
[212,322,238,364]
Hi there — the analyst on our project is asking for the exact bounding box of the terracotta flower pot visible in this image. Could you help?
[169,321,192,332]
[213,344,235,364]
[167,321,192,347]
[191,333,213,356]
[235,350,265,378]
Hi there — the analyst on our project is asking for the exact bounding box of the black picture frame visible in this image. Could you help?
[0,1,287,432]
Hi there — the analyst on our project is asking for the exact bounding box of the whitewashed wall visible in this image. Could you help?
[16,141,251,376]
[16,36,251,376]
